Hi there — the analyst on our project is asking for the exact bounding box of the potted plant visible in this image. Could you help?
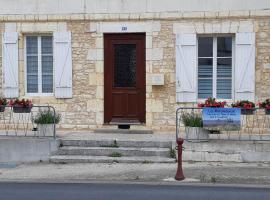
[198,97,226,108]
[182,113,209,142]
[10,98,33,113]
[258,99,270,115]
[231,100,255,115]
[0,97,8,112]
[33,110,61,137]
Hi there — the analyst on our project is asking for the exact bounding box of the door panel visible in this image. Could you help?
[104,34,146,124]
[127,93,138,117]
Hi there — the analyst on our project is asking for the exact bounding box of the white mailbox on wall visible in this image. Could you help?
[151,74,164,86]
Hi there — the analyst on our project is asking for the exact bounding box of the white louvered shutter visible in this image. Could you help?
[2,32,19,98]
[235,33,255,101]
[53,31,72,98]
[175,34,197,102]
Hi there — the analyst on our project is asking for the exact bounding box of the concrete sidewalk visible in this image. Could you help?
[0,162,269,185]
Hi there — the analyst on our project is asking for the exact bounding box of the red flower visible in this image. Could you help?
[198,97,226,108]
[10,98,33,107]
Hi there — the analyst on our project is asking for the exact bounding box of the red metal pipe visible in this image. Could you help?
[175,138,185,181]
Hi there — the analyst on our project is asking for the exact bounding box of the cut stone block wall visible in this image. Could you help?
[0,11,270,131]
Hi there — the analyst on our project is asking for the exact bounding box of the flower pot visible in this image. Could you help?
[0,106,5,112]
[13,106,32,113]
[37,124,55,137]
[265,109,270,115]
[185,127,209,142]
[241,108,255,115]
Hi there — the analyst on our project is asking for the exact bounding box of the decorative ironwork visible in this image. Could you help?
[0,105,56,138]
[176,107,270,141]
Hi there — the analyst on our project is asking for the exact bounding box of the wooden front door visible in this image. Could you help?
[104,33,146,124]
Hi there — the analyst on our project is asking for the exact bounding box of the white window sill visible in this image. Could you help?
[197,99,234,104]
[25,93,54,97]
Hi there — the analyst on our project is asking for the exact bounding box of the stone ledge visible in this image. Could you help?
[0,10,270,22]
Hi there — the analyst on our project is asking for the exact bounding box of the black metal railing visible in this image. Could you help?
[176,107,270,141]
[0,105,56,138]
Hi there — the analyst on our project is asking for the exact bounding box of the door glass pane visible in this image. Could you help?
[26,36,38,93]
[41,36,53,93]
[114,44,136,87]
[217,37,232,57]
[198,37,213,57]
[198,58,213,99]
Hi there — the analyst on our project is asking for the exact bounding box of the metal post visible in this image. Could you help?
[175,138,185,181]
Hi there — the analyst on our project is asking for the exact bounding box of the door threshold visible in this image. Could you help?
[109,119,142,125]
[109,122,142,125]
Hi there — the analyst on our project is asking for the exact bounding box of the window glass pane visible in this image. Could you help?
[114,44,136,87]
[198,37,213,57]
[217,79,232,99]
[42,56,53,93]
[198,58,213,99]
[26,36,38,93]
[198,58,213,78]
[217,58,232,78]
[27,75,38,93]
[217,58,232,99]
[42,75,53,93]
[41,36,53,54]
[41,36,53,93]
[198,79,213,99]
[26,36,38,54]
[217,37,232,57]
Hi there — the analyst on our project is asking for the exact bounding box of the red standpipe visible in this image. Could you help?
[175,138,185,181]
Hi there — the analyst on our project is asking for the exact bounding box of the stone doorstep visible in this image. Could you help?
[55,146,170,157]
[51,134,175,163]
[50,155,176,164]
[61,139,173,148]
[94,129,153,135]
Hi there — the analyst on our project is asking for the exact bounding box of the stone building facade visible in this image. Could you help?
[0,0,270,131]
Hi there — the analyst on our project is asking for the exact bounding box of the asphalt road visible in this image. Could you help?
[0,182,269,200]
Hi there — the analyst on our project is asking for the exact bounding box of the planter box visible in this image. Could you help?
[241,108,255,115]
[0,106,5,112]
[13,106,32,113]
[37,124,55,137]
[265,109,270,115]
[185,127,209,142]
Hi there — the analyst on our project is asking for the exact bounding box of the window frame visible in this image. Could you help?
[24,35,54,97]
[197,34,235,102]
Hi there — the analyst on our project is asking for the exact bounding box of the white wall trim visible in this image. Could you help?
[0,0,270,15]
[90,21,161,34]
[173,20,254,34]
[87,21,162,62]
[4,22,67,33]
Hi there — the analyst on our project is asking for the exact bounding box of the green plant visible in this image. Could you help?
[181,113,203,127]
[100,140,119,148]
[142,160,153,164]
[34,110,61,124]
[0,97,7,106]
[170,148,176,159]
[258,99,270,110]
[109,152,122,157]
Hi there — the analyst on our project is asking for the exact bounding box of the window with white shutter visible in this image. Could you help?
[234,32,255,102]
[53,31,72,98]
[175,34,197,102]
[2,32,19,98]
[198,36,233,99]
[25,36,53,96]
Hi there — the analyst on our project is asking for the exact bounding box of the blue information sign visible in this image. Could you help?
[202,108,241,131]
